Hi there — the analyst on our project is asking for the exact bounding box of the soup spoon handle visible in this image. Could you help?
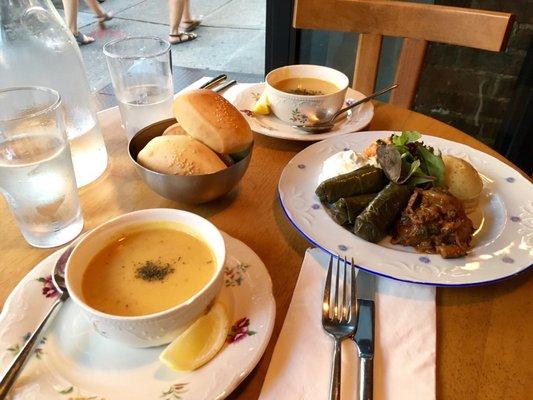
[0,295,66,399]
[333,83,398,121]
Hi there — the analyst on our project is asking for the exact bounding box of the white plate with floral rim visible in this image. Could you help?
[224,83,374,141]
[0,232,275,400]
[278,131,533,286]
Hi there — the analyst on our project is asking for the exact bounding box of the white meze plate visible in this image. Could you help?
[226,83,374,141]
[278,131,533,286]
[0,233,275,399]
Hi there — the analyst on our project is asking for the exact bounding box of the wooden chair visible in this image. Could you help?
[293,0,515,108]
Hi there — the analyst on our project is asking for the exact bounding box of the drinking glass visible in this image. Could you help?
[0,87,84,248]
[103,36,174,139]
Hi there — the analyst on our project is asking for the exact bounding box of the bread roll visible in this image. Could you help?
[443,155,483,210]
[173,89,253,154]
[137,135,226,176]
[162,122,188,136]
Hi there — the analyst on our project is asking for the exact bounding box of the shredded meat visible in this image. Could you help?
[391,188,475,258]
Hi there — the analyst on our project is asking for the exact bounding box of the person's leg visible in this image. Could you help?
[62,0,79,33]
[169,0,185,37]
[182,0,192,22]
[62,0,94,45]
[169,0,197,44]
[180,0,201,32]
[83,0,105,17]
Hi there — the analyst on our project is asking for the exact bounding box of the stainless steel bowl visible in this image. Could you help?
[128,118,253,204]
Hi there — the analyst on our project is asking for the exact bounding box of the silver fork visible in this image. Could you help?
[322,255,357,400]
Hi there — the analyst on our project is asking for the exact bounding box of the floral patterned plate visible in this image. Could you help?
[224,83,374,141]
[0,232,275,399]
[278,131,533,286]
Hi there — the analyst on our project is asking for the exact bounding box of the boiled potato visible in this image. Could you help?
[443,155,483,210]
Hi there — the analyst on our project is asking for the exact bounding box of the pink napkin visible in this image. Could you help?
[259,248,436,400]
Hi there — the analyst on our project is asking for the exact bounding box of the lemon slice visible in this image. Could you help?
[252,91,270,115]
[159,302,229,371]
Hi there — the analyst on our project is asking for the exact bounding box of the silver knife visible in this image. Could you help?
[354,269,375,400]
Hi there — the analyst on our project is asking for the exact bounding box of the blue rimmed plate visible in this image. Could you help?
[278,131,532,286]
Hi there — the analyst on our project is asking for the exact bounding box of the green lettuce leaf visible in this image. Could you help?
[391,131,421,146]
[416,145,445,186]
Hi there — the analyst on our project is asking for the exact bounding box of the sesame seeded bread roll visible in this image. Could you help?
[162,122,188,136]
[172,89,253,154]
[137,135,226,176]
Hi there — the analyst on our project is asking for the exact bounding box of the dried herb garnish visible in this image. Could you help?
[135,261,174,282]
[289,88,324,96]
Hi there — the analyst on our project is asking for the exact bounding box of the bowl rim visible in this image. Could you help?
[265,64,349,99]
[127,118,254,179]
[65,208,226,321]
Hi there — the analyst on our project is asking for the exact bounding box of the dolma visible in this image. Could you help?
[329,193,378,226]
[315,165,387,203]
[353,182,413,243]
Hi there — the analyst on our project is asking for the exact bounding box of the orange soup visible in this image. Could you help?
[82,222,215,316]
[274,77,339,95]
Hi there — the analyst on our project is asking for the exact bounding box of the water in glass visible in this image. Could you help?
[104,36,173,139]
[0,87,83,248]
[117,84,173,139]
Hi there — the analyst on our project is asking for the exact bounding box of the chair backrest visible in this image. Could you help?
[293,0,514,108]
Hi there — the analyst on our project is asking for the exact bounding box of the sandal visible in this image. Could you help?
[73,32,95,46]
[180,18,202,32]
[169,32,197,45]
[97,11,113,25]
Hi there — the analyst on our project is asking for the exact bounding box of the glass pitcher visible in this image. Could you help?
[0,0,108,187]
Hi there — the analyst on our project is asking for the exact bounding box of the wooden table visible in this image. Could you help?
[0,99,531,399]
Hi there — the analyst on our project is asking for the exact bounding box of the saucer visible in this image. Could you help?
[226,83,374,141]
[0,232,275,400]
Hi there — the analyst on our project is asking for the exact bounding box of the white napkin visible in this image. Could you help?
[259,248,436,400]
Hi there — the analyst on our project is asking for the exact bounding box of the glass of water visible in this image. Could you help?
[103,36,174,139]
[0,87,84,248]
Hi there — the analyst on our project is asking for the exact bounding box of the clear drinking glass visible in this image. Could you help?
[0,0,108,188]
[0,87,84,248]
[103,36,174,139]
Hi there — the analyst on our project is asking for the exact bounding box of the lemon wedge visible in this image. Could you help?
[159,302,229,371]
[252,91,270,115]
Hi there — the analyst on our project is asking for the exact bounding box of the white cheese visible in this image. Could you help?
[318,150,375,184]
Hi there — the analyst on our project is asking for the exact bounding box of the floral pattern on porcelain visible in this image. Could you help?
[227,317,256,343]
[161,383,188,400]
[229,83,374,141]
[57,386,106,400]
[7,332,47,359]
[224,261,249,287]
[0,232,275,400]
[38,275,59,298]
[289,108,308,124]
[517,201,533,248]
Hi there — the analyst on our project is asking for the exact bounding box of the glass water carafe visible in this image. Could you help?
[0,0,108,187]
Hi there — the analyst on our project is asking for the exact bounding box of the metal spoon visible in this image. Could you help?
[292,83,398,133]
[0,244,75,399]
[213,79,237,93]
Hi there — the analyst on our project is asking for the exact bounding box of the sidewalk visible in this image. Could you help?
[53,0,265,92]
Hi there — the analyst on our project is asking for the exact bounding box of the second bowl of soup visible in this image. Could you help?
[66,208,225,347]
[265,64,349,126]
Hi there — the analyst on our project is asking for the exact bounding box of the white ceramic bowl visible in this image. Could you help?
[65,208,226,348]
[265,64,349,125]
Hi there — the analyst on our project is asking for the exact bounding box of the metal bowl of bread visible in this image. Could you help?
[128,89,253,204]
